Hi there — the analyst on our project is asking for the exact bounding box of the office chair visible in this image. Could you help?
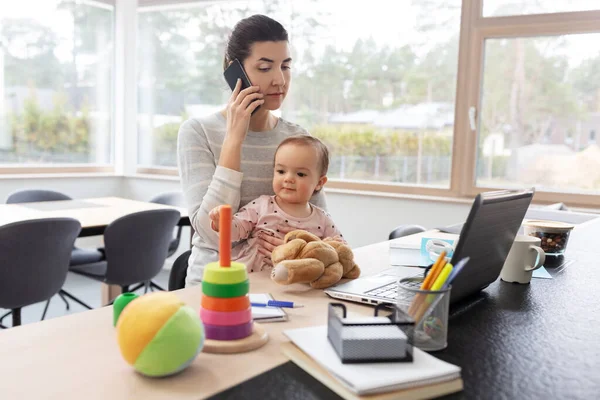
[149,192,185,258]
[389,224,427,240]
[70,209,180,301]
[168,247,219,291]
[6,189,102,313]
[0,218,81,328]
[169,249,191,291]
[544,202,570,211]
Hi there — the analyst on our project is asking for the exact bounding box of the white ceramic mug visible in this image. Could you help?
[500,235,546,284]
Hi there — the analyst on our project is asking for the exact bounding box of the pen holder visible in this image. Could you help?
[396,277,451,352]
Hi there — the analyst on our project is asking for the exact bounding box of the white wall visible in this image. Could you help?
[324,191,471,247]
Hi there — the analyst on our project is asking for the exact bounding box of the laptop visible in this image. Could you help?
[324,189,534,306]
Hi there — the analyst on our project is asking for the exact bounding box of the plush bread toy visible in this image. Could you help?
[270,230,361,289]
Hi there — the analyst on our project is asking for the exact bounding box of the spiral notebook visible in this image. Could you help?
[284,325,462,397]
[250,293,288,322]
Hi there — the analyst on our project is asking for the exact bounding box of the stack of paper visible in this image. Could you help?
[284,325,461,396]
[250,293,287,322]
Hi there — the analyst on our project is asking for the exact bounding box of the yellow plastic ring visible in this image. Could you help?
[202,261,248,285]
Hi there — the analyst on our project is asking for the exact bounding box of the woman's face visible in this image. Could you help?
[242,41,292,111]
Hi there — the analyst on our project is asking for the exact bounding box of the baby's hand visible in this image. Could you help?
[209,206,221,232]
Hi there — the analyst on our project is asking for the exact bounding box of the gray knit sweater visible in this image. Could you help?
[177,112,327,286]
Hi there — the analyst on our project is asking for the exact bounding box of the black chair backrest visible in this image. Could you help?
[6,189,72,204]
[150,192,184,251]
[103,209,180,286]
[150,192,184,208]
[0,218,81,309]
[169,250,191,291]
[388,224,427,240]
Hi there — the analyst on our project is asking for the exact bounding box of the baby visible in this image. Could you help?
[210,135,344,272]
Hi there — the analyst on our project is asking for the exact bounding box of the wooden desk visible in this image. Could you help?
[0,197,190,303]
[0,243,382,400]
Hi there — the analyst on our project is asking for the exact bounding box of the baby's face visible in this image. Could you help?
[273,144,325,204]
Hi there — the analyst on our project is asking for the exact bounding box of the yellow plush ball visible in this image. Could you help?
[116,292,204,377]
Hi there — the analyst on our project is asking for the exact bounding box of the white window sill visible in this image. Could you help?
[0,172,120,180]
[125,173,180,181]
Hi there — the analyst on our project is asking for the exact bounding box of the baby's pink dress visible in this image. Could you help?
[229,195,343,272]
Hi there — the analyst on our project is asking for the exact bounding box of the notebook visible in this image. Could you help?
[250,293,288,322]
[284,325,462,396]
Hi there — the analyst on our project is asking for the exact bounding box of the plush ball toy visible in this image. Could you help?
[116,292,204,377]
[271,230,361,289]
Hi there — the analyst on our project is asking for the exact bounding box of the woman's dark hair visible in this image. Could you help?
[223,14,289,70]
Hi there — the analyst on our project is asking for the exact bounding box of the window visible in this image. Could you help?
[473,27,600,198]
[0,0,115,168]
[136,1,282,169]
[135,0,600,207]
[477,34,600,192]
[286,0,461,189]
[136,0,461,190]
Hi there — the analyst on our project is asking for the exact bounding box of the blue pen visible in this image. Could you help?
[250,300,304,308]
[442,257,470,289]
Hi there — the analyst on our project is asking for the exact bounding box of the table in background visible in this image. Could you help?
[0,197,190,303]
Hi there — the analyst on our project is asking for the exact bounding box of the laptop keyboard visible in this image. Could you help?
[365,278,422,301]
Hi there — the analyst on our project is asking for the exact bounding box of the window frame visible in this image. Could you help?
[136,166,178,176]
[0,0,117,176]
[326,1,600,208]
[461,2,600,208]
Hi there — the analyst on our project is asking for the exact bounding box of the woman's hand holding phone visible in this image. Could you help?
[219,79,264,171]
[226,79,264,143]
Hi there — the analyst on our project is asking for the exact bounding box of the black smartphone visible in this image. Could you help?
[223,59,260,114]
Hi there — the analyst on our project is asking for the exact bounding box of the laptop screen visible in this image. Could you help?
[448,190,534,303]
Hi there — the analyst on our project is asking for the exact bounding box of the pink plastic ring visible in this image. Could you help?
[204,321,253,340]
[200,307,252,326]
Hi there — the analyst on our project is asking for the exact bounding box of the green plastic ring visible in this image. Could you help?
[202,280,250,298]
[202,261,248,285]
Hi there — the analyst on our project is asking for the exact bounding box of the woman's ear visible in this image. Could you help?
[315,176,328,192]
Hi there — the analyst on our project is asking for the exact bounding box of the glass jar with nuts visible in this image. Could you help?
[522,220,575,256]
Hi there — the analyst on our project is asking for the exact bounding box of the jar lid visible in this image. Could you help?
[523,219,575,231]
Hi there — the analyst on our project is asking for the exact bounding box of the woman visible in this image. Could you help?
[178,14,327,286]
